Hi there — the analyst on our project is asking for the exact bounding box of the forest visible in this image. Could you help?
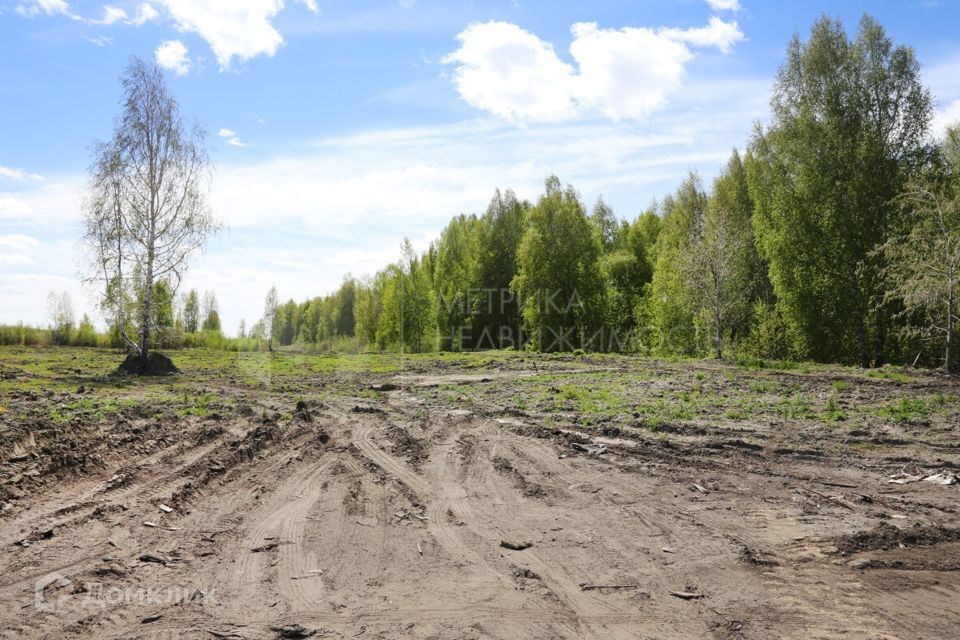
[4,15,959,372]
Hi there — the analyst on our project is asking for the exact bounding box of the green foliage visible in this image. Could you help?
[434,214,479,350]
[648,175,706,355]
[182,289,200,333]
[513,176,605,351]
[748,15,932,366]
[470,189,527,349]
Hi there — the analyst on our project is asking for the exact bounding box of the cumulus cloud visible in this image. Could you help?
[706,0,740,11]
[129,2,159,25]
[442,22,579,123]
[15,1,302,70]
[444,19,744,123]
[933,99,960,136]
[154,40,191,76]
[156,0,285,70]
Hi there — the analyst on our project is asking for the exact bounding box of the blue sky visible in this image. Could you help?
[2,0,960,333]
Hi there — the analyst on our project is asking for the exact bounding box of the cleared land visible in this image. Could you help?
[1,347,960,639]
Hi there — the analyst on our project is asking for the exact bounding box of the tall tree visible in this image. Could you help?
[648,175,707,354]
[513,176,604,351]
[683,157,755,359]
[434,214,479,350]
[877,127,960,372]
[472,189,527,349]
[748,14,932,365]
[82,57,219,370]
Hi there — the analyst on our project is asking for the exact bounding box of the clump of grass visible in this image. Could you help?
[822,396,847,422]
[775,394,814,421]
[180,392,220,417]
[878,397,929,423]
[831,380,850,393]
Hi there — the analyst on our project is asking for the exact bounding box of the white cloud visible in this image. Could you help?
[442,22,579,123]
[0,234,40,250]
[88,34,113,47]
[0,178,82,223]
[570,22,693,121]
[706,0,740,11]
[297,0,318,12]
[89,4,126,25]
[934,99,960,136]
[157,0,285,70]
[0,166,44,181]
[659,16,744,53]
[14,0,74,18]
[218,128,247,147]
[0,253,32,265]
[444,19,744,123]
[129,2,159,25]
[154,40,191,76]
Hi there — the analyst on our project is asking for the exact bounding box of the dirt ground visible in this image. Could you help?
[2,347,960,639]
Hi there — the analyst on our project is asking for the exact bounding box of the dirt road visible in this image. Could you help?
[2,350,960,638]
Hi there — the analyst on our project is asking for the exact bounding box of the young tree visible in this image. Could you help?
[76,313,99,347]
[878,127,960,372]
[590,196,621,253]
[82,57,219,370]
[201,291,220,332]
[150,279,175,344]
[46,291,75,345]
[682,186,753,359]
[648,175,708,354]
[182,289,200,333]
[263,286,279,351]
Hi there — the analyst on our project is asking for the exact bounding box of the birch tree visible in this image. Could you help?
[82,57,218,370]
[682,197,751,359]
[879,127,960,372]
[263,286,279,351]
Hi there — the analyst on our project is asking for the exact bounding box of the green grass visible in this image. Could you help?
[877,397,930,423]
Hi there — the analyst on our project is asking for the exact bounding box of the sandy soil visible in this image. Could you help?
[2,350,960,639]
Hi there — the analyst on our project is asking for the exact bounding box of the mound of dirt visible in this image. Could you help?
[117,352,179,376]
[836,522,960,555]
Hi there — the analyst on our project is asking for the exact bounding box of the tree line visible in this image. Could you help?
[265,14,956,371]
[4,14,958,372]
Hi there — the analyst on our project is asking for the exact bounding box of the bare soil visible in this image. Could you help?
[1,347,960,639]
